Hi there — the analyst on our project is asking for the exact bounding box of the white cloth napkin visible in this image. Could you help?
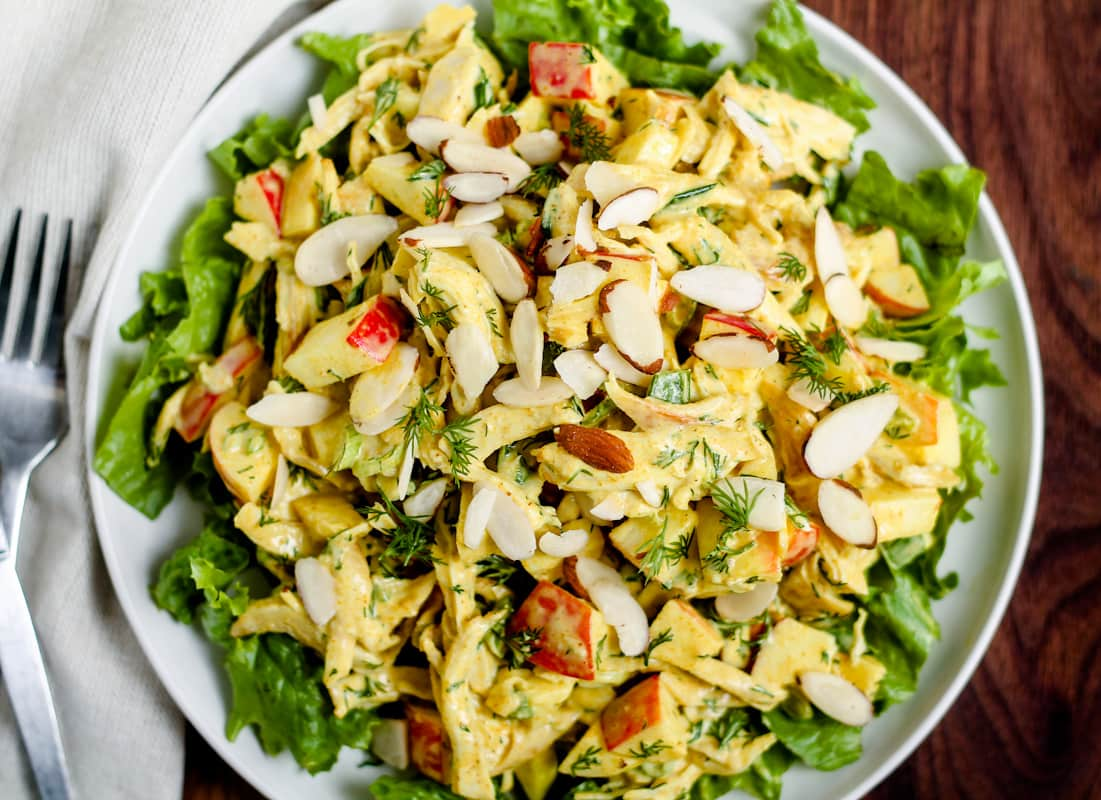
[0,2,330,797]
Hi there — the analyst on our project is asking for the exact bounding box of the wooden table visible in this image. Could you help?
[184,1,1101,797]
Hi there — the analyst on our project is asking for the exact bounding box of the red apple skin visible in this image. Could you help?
[345,295,408,364]
[873,371,939,446]
[783,519,820,567]
[406,703,450,784]
[700,310,772,341]
[529,42,597,100]
[174,336,263,442]
[601,674,663,751]
[256,168,284,234]
[509,581,598,680]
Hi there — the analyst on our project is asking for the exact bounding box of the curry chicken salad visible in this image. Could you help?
[96,2,1005,799]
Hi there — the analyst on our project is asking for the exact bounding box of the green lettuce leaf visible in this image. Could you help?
[299,32,375,102]
[739,0,875,132]
[151,522,250,624]
[691,743,794,800]
[490,0,721,93]
[208,114,296,182]
[762,708,862,771]
[370,775,465,800]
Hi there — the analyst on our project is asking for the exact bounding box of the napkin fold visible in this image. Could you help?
[0,2,323,797]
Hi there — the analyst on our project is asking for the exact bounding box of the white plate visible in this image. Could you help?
[85,1,1044,798]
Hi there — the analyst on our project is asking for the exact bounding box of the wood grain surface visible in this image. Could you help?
[183,1,1101,798]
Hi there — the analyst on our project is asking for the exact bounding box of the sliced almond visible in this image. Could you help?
[555,424,634,473]
[593,344,651,387]
[442,172,509,204]
[554,350,606,400]
[513,129,564,165]
[454,201,504,227]
[716,476,786,530]
[538,529,588,558]
[635,480,664,508]
[493,376,573,407]
[295,215,398,286]
[440,139,531,191]
[824,274,868,329]
[486,115,521,148]
[817,479,878,547]
[446,322,498,400]
[693,333,778,369]
[854,336,927,363]
[247,392,338,427]
[396,440,415,500]
[550,260,605,303]
[670,265,766,314]
[541,235,575,270]
[481,483,537,560]
[572,556,648,657]
[401,221,495,249]
[307,93,327,130]
[814,206,847,282]
[370,719,409,770]
[407,115,482,154]
[584,161,638,206]
[599,280,664,374]
[271,454,290,510]
[597,187,661,230]
[787,376,833,413]
[574,198,596,252]
[350,342,419,425]
[511,299,543,391]
[721,95,784,171]
[463,485,497,548]
[589,492,629,522]
[799,671,874,727]
[714,582,778,622]
[355,382,417,436]
[404,477,449,521]
[803,391,900,478]
[295,557,337,626]
[468,234,534,303]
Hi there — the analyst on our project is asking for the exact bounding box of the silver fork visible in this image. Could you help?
[0,209,76,800]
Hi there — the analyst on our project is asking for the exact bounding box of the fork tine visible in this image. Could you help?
[0,209,20,346]
[1,211,46,360]
[36,220,73,367]
[12,217,49,362]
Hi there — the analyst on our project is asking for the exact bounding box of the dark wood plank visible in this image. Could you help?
[183,1,1101,797]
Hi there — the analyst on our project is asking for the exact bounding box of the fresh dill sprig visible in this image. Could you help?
[704,480,762,573]
[408,159,446,182]
[831,382,890,407]
[789,288,813,316]
[627,740,670,759]
[476,555,517,584]
[643,629,674,666]
[484,307,503,338]
[368,77,399,129]
[639,520,692,583]
[400,387,443,454]
[440,415,477,478]
[503,627,542,669]
[566,104,612,162]
[571,746,602,774]
[414,282,456,331]
[775,252,807,282]
[318,187,350,227]
[516,163,563,196]
[780,327,842,400]
[472,67,495,111]
[377,491,438,573]
[821,328,848,365]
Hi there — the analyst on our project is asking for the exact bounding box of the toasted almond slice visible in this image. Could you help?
[468,233,534,303]
[454,201,504,227]
[464,485,497,548]
[442,172,509,203]
[555,424,634,473]
[404,477,449,520]
[370,719,409,770]
[589,493,628,521]
[355,382,419,436]
[401,221,495,248]
[486,115,521,148]
[574,198,596,252]
[550,260,605,303]
[407,115,482,154]
[295,557,337,626]
[693,333,778,369]
[447,322,498,399]
[440,139,531,190]
[670,265,766,313]
[247,392,338,427]
[493,376,573,407]
[635,480,664,508]
[717,476,786,530]
[307,93,328,130]
[854,336,927,363]
[573,556,648,656]
[594,343,652,387]
[817,479,878,547]
[803,391,900,478]
[350,342,419,425]
[799,671,874,727]
[715,582,779,622]
[814,206,847,282]
[513,129,564,165]
[482,484,537,560]
[722,95,784,171]
[541,235,575,270]
[554,349,606,400]
[597,187,661,230]
[538,529,588,558]
[787,376,833,413]
[396,440,415,500]
[599,280,664,374]
[271,454,290,510]
[824,274,867,329]
[584,161,638,206]
[511,299,543,391]
[295,215,398,286]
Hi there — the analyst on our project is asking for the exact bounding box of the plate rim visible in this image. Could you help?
[83,2,1045,798]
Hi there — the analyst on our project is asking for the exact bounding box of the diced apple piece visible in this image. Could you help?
[174,336,263,443]
[528,42,626,104]
[282,153,338,238]
[751,618,838,691]
[406,703,450,784]
[600,674,678,754]
[233,166,286,235]
[291,495,364,540]
[208,401,278,504]
[646,600,723,668]
[782,517,820,567]
[865,262,931,318]
[862,483,942,542]
[618,87,692,135]
[509,581,603,680]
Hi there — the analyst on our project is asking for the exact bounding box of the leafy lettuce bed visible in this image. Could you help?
[94,0,1006,797]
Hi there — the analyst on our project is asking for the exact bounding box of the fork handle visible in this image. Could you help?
[0,461,31,559]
